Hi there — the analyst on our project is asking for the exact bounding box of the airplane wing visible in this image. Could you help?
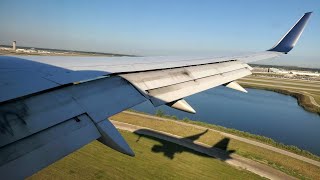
[0,12,312,179]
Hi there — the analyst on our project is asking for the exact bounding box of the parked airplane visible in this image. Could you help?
[0,12,312,179]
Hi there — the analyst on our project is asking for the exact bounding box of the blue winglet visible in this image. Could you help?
[268,12,312,54]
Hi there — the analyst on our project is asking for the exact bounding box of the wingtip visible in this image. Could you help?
[268,11,312,53]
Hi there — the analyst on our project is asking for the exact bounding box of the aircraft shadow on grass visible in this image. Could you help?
[134,129,235,160]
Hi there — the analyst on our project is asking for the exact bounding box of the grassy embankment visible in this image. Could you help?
[237,75,320,114]
[112,111,320,179]
[28,131,262,180]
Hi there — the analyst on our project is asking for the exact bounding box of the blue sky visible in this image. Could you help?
[0,0,319,67]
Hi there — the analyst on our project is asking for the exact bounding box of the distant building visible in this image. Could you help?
[268,68,289,74]
[290,71,319,77]
[268,68,280,73]
[12,41,16,51]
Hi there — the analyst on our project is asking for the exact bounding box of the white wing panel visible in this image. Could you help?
[121,61,250,91]
[121,60,252,106]
[149,68,251,106]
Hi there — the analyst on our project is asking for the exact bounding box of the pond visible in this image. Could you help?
[132,86,320,155]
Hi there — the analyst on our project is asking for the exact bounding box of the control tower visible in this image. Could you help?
[12,41,16,51]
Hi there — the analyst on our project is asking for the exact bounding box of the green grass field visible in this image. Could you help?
[28,131,262,180]
[111,112,320,179]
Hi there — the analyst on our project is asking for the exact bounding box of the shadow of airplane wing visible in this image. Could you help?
[134,129,236,161]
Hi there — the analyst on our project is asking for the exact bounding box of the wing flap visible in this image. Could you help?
[121,60,252,106]
[148,68,251,106]
[120,60,250,91]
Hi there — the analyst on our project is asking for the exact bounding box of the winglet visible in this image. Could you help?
[268,12,312,53]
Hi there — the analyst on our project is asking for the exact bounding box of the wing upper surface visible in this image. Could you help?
[0,51,281,103]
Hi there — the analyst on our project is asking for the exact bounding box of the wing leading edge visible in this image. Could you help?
[0,12,312,179]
